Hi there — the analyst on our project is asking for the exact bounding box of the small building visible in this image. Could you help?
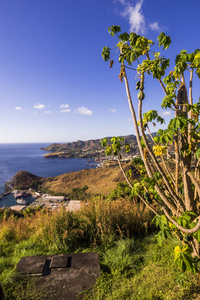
[10,205,26,212]
[43,196,65,202]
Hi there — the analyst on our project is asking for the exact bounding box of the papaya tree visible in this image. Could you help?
[102,25,200,272]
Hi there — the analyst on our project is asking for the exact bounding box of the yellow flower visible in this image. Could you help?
[153,145,167,156]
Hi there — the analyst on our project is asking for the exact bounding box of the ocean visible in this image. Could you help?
[0,143,98,207]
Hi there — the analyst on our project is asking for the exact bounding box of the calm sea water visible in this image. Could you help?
[0,143,97,207]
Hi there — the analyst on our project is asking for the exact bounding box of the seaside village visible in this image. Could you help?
[0,190,83,212]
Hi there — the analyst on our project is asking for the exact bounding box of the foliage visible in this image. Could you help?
[107,182,135,201]
[102,25,200,271]
[69,185,89,200]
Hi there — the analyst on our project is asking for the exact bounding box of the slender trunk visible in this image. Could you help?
[174,95,180,195]
[122,66,178,215]
[138,99,184,214]
[177,83,194,211]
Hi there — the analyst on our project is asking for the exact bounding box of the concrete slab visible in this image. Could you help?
[16,253,100,300]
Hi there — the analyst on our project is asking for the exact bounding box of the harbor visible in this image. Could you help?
[0,189,83,212]
[0,190,36,209]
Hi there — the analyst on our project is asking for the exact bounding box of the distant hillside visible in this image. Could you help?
[43,134,138,152]
[43,133,157,158]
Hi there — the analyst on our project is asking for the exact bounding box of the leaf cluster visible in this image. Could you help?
[101,137,130,156]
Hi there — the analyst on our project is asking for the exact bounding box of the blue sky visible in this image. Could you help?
[0,0,200,143]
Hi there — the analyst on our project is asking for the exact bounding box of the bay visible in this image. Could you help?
[0,143,98,207]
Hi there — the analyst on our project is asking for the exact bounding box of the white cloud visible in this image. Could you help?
[44,111,53,114]
[121,0,145,34]
[60,109,71,113]
[15,106,23,111]
[126,118,132,122]
[60,104,69,109]
[162,111,171,116]
[75,107,93,116]
[34,103,45,109]
[149,22,160,31]
[109,108,117,113]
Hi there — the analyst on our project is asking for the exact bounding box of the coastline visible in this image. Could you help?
[0,142,99,194]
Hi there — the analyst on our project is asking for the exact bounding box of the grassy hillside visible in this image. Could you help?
[42,163,137,195]
[7,163,138,196]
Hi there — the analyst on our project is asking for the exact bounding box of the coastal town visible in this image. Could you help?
[0,189,83,212]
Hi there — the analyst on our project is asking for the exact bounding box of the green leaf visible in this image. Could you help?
[101,138,108,147]
[119,32,129,41]
[193,229,200,243]
[102,46,110,61]
[132,156,144,165]
[108,25,121,36]
[161,95,175,109]
[195,148,200,159]
[125,143,130,153]
[157,32,171,50]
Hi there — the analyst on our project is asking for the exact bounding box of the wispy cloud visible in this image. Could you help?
[126,118,132,122]
[162,111,171,116]
[34,103,45,109]
[120,0,145,34]
[149,22,161,31]
[15,106,23,111]
[109,108,117,113]
[118,1,163,33]
[75,107,93,116]
[60,104,69,109]
[60,109,71,113]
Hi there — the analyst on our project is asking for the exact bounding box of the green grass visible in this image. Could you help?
[80,236,200,300]
[1,234,200,299]
[0,203,200,299]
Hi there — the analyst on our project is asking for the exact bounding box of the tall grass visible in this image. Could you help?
[0,198,155,298]
[1,199,199,299]
[1,198,153,251]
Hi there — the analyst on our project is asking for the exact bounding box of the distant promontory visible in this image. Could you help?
[43,135,140,158]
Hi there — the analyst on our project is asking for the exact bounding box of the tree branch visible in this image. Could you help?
[163,207,200,234]
[117,157,133,189]
[137,194,159,216]
[158,78,168,96]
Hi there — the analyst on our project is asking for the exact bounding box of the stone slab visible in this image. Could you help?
[17,255,47,275]
[16,253,101,299]
[50,255,71,269]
